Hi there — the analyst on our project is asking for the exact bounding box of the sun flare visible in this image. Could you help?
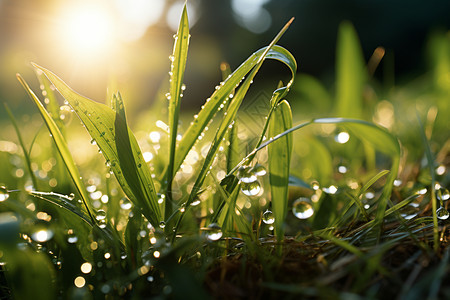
[60,3,115,57]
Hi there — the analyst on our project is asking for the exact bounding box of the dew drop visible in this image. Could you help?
[322,185,338,194]
[96,209,107,221]
[436,187,450,202]
[31,226,54,243]
[262,210,275,224]
[335,131,350,144]
[0,187,9,202]
[252,164,267,177]
[237,166,257,183]
[400,203,420,220]
[159,221,166,229]
[120,199,132,210]
[68,193,75,200]
[90,139,97,145]
[190,199,201,206]
[437,207,450,220]
[67,233,78,244]
[205,223,222,241]
[241,181,261,197]
[292,198,314,219]
[59,105,73,124]
[169,55,175,62]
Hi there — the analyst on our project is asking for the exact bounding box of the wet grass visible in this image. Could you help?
[1,4,450,299]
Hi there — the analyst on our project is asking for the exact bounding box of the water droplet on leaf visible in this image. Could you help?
[292,198,314,219]
[262,210,275,224]
[241,181,261,196]
[437,207,449,220]
[237,166,257,183]
[96,210,107,221]
[205,223,222,241]
[0,187,9,202]
[436,187,450,201]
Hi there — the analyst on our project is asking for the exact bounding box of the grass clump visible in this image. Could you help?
[1,4,450,299]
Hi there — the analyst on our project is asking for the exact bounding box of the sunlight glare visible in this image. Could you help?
[61,2,115,56]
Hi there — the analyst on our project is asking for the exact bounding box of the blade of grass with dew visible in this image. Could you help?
[36,70,63,130]
[31,65,162,228]
[36,70,72,192]
[220,62,240,173]
[111,92,126,121]
[17,74,96,223]
[166,4,190,218]
[30,191,93,226]
[335,21,366,119]
[4,103,39,189]
[268,100,292,242]
[172,19,296,239]
[170,43,297,179]
[28,191,98,259]
[417,113,439,251]
[212,175,253,240]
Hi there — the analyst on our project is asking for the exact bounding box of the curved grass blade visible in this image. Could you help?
[171,43,297,179]
[4,103,39,189]
[358,169,390,197]
[31,65,162,227]
[17,74,96,223]
[29,191,93,226]
[268,100,292,243]
[166,4,190,217]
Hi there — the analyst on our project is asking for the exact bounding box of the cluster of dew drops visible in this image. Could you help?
[234,164,315,229]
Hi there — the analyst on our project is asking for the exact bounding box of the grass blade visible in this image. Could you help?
[4,103,39,189]
[166,4,190,218]
[358,169,390,197]
[17,74,96,223]
[335,21,366,119]
[30,65,162,227]
[417,113,439,251]
[268,100,292,243]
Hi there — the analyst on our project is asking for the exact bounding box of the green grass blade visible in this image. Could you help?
[316,232,364,257]
[17,74,96,223]
[335,21,366,119]
[111,92,126,121]
[220,62,240,173]
[417,113,439,251]
[36,70,63,129]
[30,65,162,227]
[268,100,292,242]
[172,43,296,178]
[4,103,39,189]
[29,191,93,226]
[358,170,390,197]
[166,4,190,217]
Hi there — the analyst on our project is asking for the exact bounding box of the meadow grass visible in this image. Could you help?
[1,4,449,299]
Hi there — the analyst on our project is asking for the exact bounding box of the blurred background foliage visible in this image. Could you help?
[1,0,450,119]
